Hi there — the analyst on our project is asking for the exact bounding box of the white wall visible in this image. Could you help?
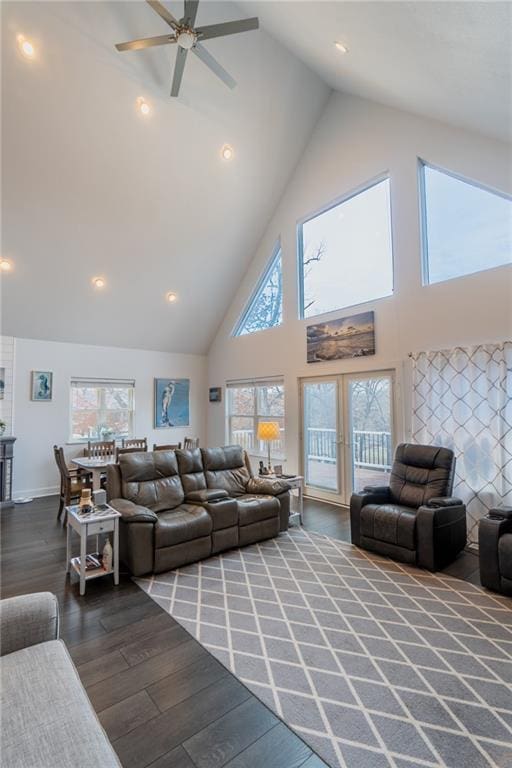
[11,337,207,497]
[207,92,512,475]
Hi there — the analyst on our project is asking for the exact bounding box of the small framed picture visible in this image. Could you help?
[273,464,283,477]
[31,371,53,401]
[209,387,222,403]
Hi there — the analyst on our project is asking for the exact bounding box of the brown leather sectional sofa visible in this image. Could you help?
[107,445,291,576]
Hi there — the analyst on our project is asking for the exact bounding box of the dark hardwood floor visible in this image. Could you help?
[1,493,480,768]
[1,495,327,768]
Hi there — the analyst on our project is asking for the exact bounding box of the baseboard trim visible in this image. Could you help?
[13,485,59,500]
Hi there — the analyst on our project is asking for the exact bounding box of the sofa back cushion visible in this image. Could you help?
[119,451,184,512]
[176,448,206,494]
[389,443,455,508]
[201,446,250,497]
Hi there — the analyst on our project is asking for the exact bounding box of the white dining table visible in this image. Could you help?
[71,456,117,491]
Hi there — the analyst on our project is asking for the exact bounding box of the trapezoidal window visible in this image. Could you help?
[420,161,512,285]
[233,244,283,336]
[298,177,394,319]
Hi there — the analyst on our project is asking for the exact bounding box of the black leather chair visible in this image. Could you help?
[350,443,467,571]
[479,508,512,595]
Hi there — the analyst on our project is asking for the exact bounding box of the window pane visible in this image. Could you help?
[70,381,134,440]
[235,249,283,336]
[229,387,255,415]
[230,416,255,452]
[301,178,393,318]
[422,165,512,284]
[257,385,284,417]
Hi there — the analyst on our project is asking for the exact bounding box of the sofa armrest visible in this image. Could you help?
[0,592,59,657]
[109,498,158,524]
[350,487,391,546]
[246,477,291,495]
[479,509,512,592]
[417,501,467,571]
[425,497,464,508]
[185,489,229,503]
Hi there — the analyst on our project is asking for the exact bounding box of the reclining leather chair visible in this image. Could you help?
[350,443,467,571]
[479,508,512,595]
[107,446,290,576]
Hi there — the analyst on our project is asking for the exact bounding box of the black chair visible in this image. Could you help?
[479,508,512,595]
[350,443,467,572]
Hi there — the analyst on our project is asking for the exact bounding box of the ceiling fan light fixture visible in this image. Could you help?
[334,41,349,54]
[177,29,197,50]
[221,144,234,160]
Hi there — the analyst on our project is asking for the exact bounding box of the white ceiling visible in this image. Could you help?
[240,0,512,143]
[1,1,329,354]
[2,2,510,356]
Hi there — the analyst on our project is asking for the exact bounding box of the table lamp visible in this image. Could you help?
[257,421,280,472]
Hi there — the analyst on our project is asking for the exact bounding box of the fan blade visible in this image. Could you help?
[146,0,180,30]
[196,17,258,41]
[171,47,188,97]
[192,43,236,89]
[183,0,199,27]
[115,34,176,52]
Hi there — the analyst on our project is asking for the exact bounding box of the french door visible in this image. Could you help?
[300,371,396,505]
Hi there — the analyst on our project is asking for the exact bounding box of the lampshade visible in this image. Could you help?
[257,421,280,441]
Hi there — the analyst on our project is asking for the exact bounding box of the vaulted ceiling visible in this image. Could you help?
[2,2,510,354]
[241,1,511,143]
[1,1,329,354]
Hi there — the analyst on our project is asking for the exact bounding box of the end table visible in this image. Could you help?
[66,504,120,595]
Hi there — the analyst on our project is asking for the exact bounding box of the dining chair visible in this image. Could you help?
[116,446,146,461]
[53,445,92,525]
[153,442,182,451]
[183,437,200,450]
[122,437,148,451]
[86,440,116,459]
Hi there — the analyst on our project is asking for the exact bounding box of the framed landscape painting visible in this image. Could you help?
[307,311,375,363]
[31,371,53,400]
[154,378,190,428]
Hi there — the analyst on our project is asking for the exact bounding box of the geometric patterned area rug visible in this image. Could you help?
[135,528,512,768]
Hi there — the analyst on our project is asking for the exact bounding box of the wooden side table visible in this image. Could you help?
[66,505,120,595]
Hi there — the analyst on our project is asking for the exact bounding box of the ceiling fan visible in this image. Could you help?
[115,0,259,97]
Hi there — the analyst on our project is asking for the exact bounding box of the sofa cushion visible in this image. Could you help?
[202,446,251,497]
[237,495,280,526]
[1,640,120,767]
[498,533,512,581]
[361,503,417,550]
[155,504,212,548]
[176,448,207,494]
[119,451,184,512]
[389,444,455,508]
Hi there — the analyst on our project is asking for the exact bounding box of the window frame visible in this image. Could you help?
[232,240,282,337]
[226,378,285,459]
[297,173,394,320]
[69,377,135,443]
[418,158,512,286]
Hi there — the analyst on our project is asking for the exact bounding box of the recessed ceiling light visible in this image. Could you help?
[18,35,36,59]
[221,144,234,161]
[137,96,151,116]
[334,41,349,54]
[166,291,178,303]
[0,259,13,272]
[92,276,105,289]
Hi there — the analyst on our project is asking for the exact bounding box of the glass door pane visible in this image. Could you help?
[346,373,394,494]
[303,380,340,494]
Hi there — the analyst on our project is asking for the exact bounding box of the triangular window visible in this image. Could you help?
[420,162,512,284]
[234,245,283,336]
